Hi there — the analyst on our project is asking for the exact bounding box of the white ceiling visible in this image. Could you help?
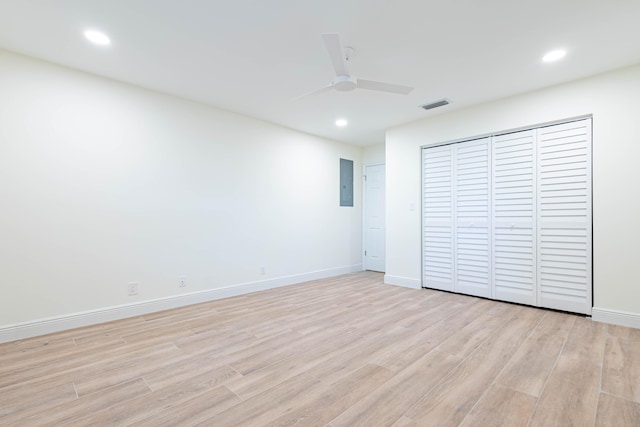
[1,0,639,146]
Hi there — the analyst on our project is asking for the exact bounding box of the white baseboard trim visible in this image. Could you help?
[592,307,640,329]
[0,264,362,344]
[384,275,422,290]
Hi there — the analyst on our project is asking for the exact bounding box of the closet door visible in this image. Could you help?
[492,130,537,305]
[455,138,491,298]
[422,144,454,291]
[537,119,592,314]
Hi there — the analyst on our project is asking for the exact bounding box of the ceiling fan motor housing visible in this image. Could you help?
[333,75,358,91]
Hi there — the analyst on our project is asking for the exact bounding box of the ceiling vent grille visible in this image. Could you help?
[420,98,450,111]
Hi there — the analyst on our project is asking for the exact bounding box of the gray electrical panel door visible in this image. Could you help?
[340,158,354,207]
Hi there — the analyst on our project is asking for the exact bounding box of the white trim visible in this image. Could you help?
[0,264,362,344]
[384,275,422,289]
[592,307,640,330]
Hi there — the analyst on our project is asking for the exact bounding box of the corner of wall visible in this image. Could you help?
[383,274,422,289]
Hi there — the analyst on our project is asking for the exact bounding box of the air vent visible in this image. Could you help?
[420,98,450,111]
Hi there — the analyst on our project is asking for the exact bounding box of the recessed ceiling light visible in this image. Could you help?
[335,119,348,127]
[542,49,566,63]
[84,30,111,46]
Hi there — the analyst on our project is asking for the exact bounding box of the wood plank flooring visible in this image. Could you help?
[1,271,639,426]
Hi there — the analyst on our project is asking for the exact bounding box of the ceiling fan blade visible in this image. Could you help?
[322,33,350,76]
[357,79,413,95]
[294,84,334,101]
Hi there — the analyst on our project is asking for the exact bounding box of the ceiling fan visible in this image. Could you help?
[304,33,414,97]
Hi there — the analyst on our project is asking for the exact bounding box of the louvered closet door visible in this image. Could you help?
[455,138,491,298]
[492,130,536,305]
[537,119,592,314]
[422,145,454,291]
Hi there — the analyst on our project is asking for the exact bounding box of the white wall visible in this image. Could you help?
[386,63,640,326]
[363,143,385,165]
[0,50,363,339]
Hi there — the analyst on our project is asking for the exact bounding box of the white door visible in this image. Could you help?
[422,118,592,315]
[364,164,385,272]
[492,130,537,306]
[422,145,454,291]
[455,138,492,298]
[537,119,592,314]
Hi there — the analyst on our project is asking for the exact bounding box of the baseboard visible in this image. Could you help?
[0,264,362,344]
[384,275,422,289]
[592,307,640,330]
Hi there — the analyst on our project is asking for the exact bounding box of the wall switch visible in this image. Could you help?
[127,282,138,296]
[178,276,186,287]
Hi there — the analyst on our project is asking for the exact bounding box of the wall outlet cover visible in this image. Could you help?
[127,282,138,296]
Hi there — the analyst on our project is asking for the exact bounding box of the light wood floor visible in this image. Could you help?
[1,271,640,426]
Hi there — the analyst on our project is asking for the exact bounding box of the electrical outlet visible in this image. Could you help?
[260,266,265,275]
[127,282,138,296]
[178,276,186,287]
